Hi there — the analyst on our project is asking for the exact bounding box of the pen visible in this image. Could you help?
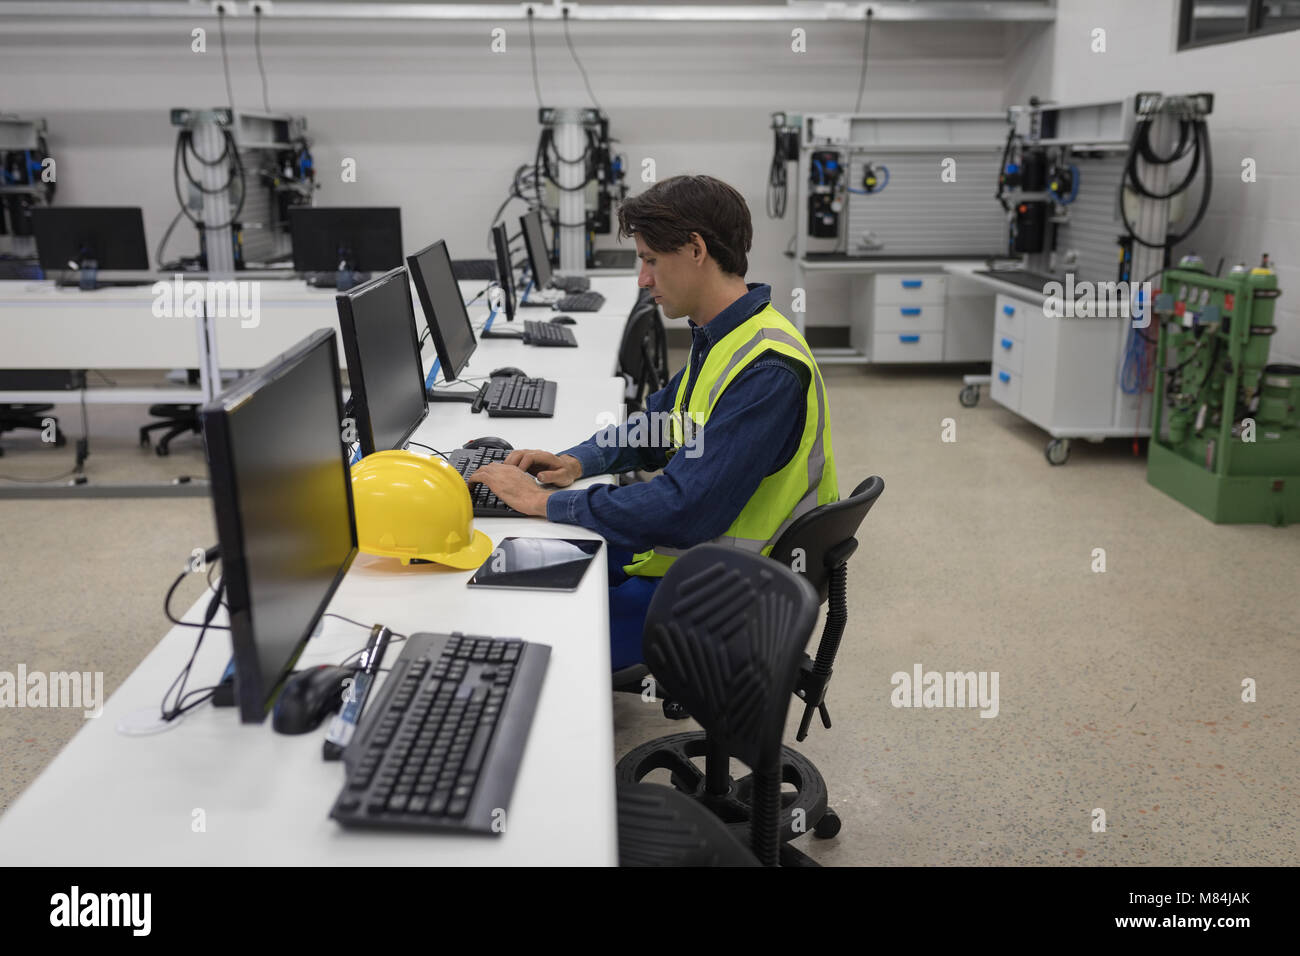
[322,624,392,761]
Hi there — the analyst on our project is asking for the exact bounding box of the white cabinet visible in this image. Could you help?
[988,292,1118,432]
[865,271,992,364]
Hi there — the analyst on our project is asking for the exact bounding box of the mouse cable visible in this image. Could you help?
[406,441,451,462]
[164,564,231,631]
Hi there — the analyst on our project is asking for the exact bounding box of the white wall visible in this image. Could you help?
[1,14,1029,328]
[1021,0,1300,363]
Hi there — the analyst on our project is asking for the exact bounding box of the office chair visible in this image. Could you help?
[768,476,885,742]
[0,404,65,455]
[616,294,669,411]
[137,369,202,457]
[614,544,821,867]
[615,475,885,848]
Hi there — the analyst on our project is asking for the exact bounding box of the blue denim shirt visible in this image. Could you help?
[545,283,810,554]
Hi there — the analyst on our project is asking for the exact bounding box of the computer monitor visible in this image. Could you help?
[519,208,553,291]
[31,207,150,272]
[335,266,429,456]
[200,328,358,724]
[490,223,517,323]
[408,238,478,381]
[289,207,403,274]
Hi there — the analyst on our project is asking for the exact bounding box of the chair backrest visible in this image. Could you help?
[618,300,666,408]
[768,476,884,603]
[641,544,819,774]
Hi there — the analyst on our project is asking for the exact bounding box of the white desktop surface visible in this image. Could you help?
[0,274,641,372]
[0,381,625,866]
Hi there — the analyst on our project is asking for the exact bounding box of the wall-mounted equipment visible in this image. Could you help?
[0,115,55,267]
[531,107,627,273]
[166,108,315,271]
[787,111,1007,261]
[807,150,845,238]
[767,111,801,219]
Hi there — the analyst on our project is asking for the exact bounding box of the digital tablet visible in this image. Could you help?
[467,537,603,592]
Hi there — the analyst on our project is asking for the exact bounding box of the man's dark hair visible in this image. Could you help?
[617,174,753,277]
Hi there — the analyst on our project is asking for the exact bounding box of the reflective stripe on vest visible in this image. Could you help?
[623,305,837,577]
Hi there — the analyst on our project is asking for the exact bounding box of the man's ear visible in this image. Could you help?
[688,232,708,267]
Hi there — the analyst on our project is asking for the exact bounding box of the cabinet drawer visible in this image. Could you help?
[873,302,945,333]
[990,364,1021,412]
[875,274,947,306]
[872,330,944,363]
[992,332,1024,374]
[994,293,1032,340]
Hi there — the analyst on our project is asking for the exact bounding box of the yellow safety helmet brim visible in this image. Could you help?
[420,527,495,570]
[351,450,496,571]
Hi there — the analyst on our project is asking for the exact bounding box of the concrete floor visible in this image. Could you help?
[2,362,1297,865]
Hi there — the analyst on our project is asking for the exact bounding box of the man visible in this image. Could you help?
[469,174,837,669]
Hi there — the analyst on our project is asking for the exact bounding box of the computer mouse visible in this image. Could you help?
[464,436,514,452]
[550,316,577,325]
[272,665,356,735]
[489,367,527,379]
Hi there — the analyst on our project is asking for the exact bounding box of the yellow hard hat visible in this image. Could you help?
[350,450,494,570]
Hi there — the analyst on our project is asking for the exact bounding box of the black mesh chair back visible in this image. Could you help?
[641,544,819,864]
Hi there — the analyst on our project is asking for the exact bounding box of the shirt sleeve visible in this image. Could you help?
[555,367,683,478]
[545,357,808,554]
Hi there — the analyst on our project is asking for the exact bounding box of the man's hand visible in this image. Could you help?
[503,449,582,487]
[466,463,554,516]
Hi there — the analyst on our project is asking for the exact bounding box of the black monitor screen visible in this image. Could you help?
[201,329,357,723]
[520,208,553,291]
[289,207,403,273]
[490,223,517,323]
[335,267,428,455]
[31,207,150,272]
[407,239,477,381]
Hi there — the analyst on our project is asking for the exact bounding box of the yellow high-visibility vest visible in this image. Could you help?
[624,303,838,577]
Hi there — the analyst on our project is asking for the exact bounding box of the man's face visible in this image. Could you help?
[635,233,695,320]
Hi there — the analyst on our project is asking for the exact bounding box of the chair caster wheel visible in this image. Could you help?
[813,807,841,838]
[662,699,690,720]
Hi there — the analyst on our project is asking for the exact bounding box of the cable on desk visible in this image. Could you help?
[159,573,227,722]
[164,561,232,632]
[406,441,451,462]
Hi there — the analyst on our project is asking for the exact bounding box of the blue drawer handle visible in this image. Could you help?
[1001,338,1013,349]
[900,307,922,316]
[1002,305,1015,316]
[901,280,923,289]
[899,334,920,343]
[998,370,1011,383]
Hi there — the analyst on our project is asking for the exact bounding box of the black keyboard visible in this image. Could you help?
[557,290,606,312]
[447,446,523,516]
[554,274,590,292]
[329,631,550,834]
[480,376,556,418]
[54,277,156,288]
[523,320,577,348]
[452,259,498,282]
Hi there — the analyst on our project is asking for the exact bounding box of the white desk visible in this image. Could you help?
[0,275,642,402]
[0,377,626,866]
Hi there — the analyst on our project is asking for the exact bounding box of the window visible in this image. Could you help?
[1178,0,1300,49]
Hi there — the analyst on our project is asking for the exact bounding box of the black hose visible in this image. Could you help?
[1118,117,1212,249]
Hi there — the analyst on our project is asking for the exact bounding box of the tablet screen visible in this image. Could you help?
[467,537,603,592]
